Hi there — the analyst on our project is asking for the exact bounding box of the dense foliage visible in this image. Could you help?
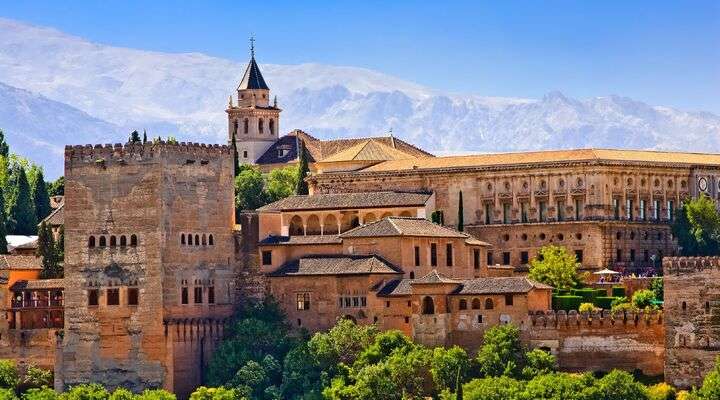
[36,221,63,278]
[234,165,299,212]
[673,195,720,256]
[528,245,581,290]
[295,140,309,196]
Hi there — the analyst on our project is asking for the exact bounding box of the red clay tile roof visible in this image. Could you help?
[377,279,413,297]
[340,217,467,239]
[258,191,432,212]
[0,255,42,270]
[267,255,402,277]
[452,277,553,295]
[41,203,64,226]
[411,270,461,284]
[10,279,64,291]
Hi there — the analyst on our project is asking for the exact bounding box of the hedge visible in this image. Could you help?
[612,286,626,297]
[595,289,608,297]
[553,295,583,311]
[571,288,597,303]
[594,296,616,310]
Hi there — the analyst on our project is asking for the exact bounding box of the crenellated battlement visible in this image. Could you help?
[64,141,231,167]
[529,309,663,330]
[663,256,720,276]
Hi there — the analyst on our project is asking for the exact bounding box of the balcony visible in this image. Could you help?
[9,280,64,330]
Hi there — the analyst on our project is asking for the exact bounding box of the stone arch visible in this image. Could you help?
[88,236,96,248]
[99,236,107,247]
[323,214,339,235]
[471,298,481,310]
[363,213,377,224]
[306,214,322,235]
[485,298,494,310]
[110,236,117,247]
[130,234,138,246]
[459,299,468,310]
[289,215,305,236]
[202,234,207,246]
[194,234,200,246]
[399,210,413,217]
[120,235,127,247]
[187,234,193,245]
[181,234,186,245]
[341,214,360,232]
[422,296,435,315]
[209,234,214,246]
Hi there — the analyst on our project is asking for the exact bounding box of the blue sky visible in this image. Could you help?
[3,1,719,113]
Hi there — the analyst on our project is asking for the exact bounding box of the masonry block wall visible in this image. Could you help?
[60,142,237,396]
[664,257,720,388]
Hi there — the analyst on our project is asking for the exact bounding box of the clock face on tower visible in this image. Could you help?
[699,177,708,192]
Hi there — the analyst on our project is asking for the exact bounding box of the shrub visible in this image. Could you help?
[571,288,597,303]
[611,302,637,313]
[188,387,239,400]
[595,289,608,298]
[647,382,676,400]
[0,388,17,400]
[59,384,109,400]
[22,387,58,400]
[612,286,626,297]
[108,388,134,400]
[522,349,557,379]
[0,360,19,389]
[461,376,525,400]
[632,290,657,309]
[592,369,649,400]
[476,324,523,378]
[594,296,616,310]
[553,295,583,311]
[136,390,176,400]
[579,303,596,313]
[21,366,53,390]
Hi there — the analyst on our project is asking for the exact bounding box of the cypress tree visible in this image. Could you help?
[232,132,240,177]
[0,129,8,158]
[143,129,148,144]
[457,190,464,232]
[56,225,64,261]
[0,193,7,254]
[7,167,37,235]
[455,366,463,400]
[31,169,51,221]
[37,221,59,278]
[295,140,310,195]
[129,130,141,143]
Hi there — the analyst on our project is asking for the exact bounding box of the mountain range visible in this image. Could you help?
[0,17,719,178]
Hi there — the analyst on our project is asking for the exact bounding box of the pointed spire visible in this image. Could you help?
[237,36,269,90]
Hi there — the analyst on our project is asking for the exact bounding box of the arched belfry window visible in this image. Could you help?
[130,234,138,246]
[422,296,435,315]
[243,118,249,134]
[258,118,264,134]
[269,119,275,135]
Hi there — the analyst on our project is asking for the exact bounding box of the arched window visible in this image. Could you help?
[120,235,127,246]
[682,301,687,311]
[323,214,339,235]
[471,298,481,310]
[269,119,275,135]
[88,236,96,248]
[258,118,264,134]
[243,118,249,134]
[289,215,304,236]
[194,235,200,246]
[305,215,321,235]
[208,234,214,246]
[485,298,494,310]
[99,236,107,247]
[399,210,413,217]
[130,234,138,246]
[422,296,435,315]
[202,234,207,246]
[459,299,467,310]
[181,234,186,245]
[363,213,377,224]
[110,236,117,247]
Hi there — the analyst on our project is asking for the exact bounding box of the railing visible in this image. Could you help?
[11,299,64,308]
[8,308,64,330]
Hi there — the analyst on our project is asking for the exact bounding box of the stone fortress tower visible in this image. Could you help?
[59,141,238,397]
[226,39,281,164]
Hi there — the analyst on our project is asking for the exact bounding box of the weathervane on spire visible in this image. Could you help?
[250,35,256,58]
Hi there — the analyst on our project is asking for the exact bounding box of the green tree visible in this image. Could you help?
[234,165,267,211]
[55,225,64,263]
[29,168,51,221]
[20,365,53,391]
[136,390,176,400]
[189,387,239,400]
[108,388,134,400]
[691,356,720,399]
[673,195,720,256]
[36,222,60,279]
[143,130,148,144]
[528,245,580,290]
[47,177,64,197]
[6,166,37,235]
[0,129,9,158]
[129,130,141,143]
[0,193,8,254]
[457,191,464,232]
[0,360,18,389]
[455,367,463,400]
[58,383,109,400]
[265,166,298,203]
[521,349,557,379]
[460,376,524,400]
[592,370,648,400]
[280,342,323,399]
[650,278,663,303]
[522,372,595,400]
[476,324,524,378]
[295,140,309,195]
[631,289,657,309]
[431,346,470,392]
[231,132,240,177]
[22,387,58,400]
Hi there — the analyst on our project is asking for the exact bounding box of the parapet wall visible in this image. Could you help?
[65,141,231,168]
[663,256,720,276]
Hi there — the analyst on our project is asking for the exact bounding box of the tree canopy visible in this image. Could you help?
[672,195,720,256]
[235,165,299,212]
[6,165,37,235]
[528,245,580,290]
[295,140,310,195]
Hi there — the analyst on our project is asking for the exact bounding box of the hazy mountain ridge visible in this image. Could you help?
[0,17,719,178]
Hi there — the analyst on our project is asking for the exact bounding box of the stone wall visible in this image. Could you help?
[663,256,720,388]
[0,329,58,370]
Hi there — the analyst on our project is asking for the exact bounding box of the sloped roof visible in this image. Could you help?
[340,217,467,239]
[359,148,720,173]
[377,279,413,297]
[10,279,63,291]
[237,57,269,90]
[465,238,492,247]
[267,255,402,277]
[0,255,42,270]
[259,235,343,246]
[412,270,460,284]
[258,191,432,212]
[41,203,64,227]
[319,140,417,163]
[6,236,38,252]
[452,277,553,295]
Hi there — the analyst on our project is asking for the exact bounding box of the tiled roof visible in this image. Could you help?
[10,279,64,291]
[412,270,461,284]
[340,217,468,239]
[41,203,64,227]
[237,57,269,90]
[259,235,343,246]
[6,235,38,252]
[453,277,553,295]
[465,238,492,247]
[319,136,433,160]
[258,191,432,212]
[267,255,402,277]
[0,255,42,270]
[360,148,720,173]
[377,278,413,297]
[319,140,417,163]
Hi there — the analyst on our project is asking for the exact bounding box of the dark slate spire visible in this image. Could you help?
[238,36,269,90]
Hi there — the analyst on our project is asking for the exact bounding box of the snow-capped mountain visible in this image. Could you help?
[0,17,719,178]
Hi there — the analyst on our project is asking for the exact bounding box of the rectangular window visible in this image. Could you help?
[667,200,674,221]
[88,289,99,306]
[539,201,547,222]
[502,252,511,265]
[477,315,483,324]
[639,199,646,221]
[386,301,390,308]
[473,249,480,270]
[487,252,494,266]
[575,198,583,220]
[653,200,661,220]
[194,287,203,304]
[414,246,420,267]
[208,287,215,304]
[616,249,622,262]
[352,297,359,307]
[296,293,310,310]
[503,203,511,224]
[521,202,529,223]
[613,198,620,220]
[430,243,438,267]
[557,200,565,221]
[575,250,583,263]
[261,250,272,266]
[446,243,453,266]
[127,288,139,306]
[484,203,492,224]
[106,288,120,306]
[345,297,351,308]
[405,317,410,324]
[505,294,514,306]
[361,297,367,307]
[626,199,633,220]
[181,287,189,305]
[644,249,649,262]
[630,249,636,262]
[520,251,529,265]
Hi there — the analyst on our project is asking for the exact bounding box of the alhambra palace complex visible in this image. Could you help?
[1,50,720,397]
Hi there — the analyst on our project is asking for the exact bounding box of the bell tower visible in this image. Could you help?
[226,37,281,163]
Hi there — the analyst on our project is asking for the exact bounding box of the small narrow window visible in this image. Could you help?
[430,243,438,267]
[99,236,107,247]
[409,271,415,279]
[181,234,186,245]
[505,294,514,306]
[520,251,529,265]
[88,289,99,306]
[404,317,410,324]
[209,235,214,245]
[459,299,467,310]
[705,301,710,312]
[414,246,421,267]
[485,298,494,310]
[682,301,687,311]
[446,243,453,267]
[243,118,249,134]
[194,235,199,246]
[110,236,117,247]
[130,234,138,246]
[106,288,120,306]
[208,287,215,304]
[297,293,310,310]
[385,301,390,308]
[258,118,264,134]
[194,287,203,304]
[89,236,96,248]
[262,251,272,265]
[127,288,139,306]
[120,235,127,246]
[575,250,584,263]
[269,119,275,135]
[487,252,494,265]
[502,252,511,265]
[473,249,480,270]
[477,315,483,324]
[243,150,248,158]
[202,234,207,246]
[181,287,189,305]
